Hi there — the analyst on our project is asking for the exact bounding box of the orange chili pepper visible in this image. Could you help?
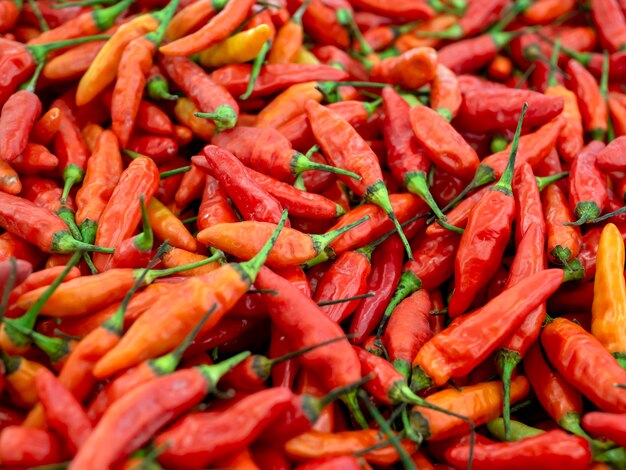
[146,197,197,252]
[255,81,323,129]
[543,183,582,267]
[268,0,310,64]
[30,106,61,146]
[1,352,46,408]
[370,46,438,89]
[165,0,225,41]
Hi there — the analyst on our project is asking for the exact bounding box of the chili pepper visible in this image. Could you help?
[0,34,107,107]
[411,269,565,392]
[583,412,626,448]
[487,54,513,81]
[125,134,177,164]
[522,0,575,24]
[110,196,153,269]
[10,143,58,175]
[36,367,92,455]
[513,163,545,245]
[246,167,344,219]
[165,0,225,41]
[609,95,626,137]
[565,141,607,225]
[197,174,239,231]
[566,58,607,141]
[446,429,591,470]
[446,104,526,317]
[173,98,215,141]
[257,81,323,129]
[523,342,590,438]
[590,0,626,53]
[74,130,122,246]
[93,156,159,272]
[0,193,114,255]
[111,2,178,148]
[349,234,403,344]
[430,64,462,121]
[269,0,309,64]
[147,197,196,251]
[30,106,60,146]
[495,223,547,440]
[370,46,438,89]
[312,45,369,80]
[591,223,626,367]
[543,183,582,267]
[383,289,432,379]
[292,0,349,49]
[161,247,223,277]
[198,214,368,268]
[1,351,46,407]
[160,0,254,56]
[381,88,447,223]
[212,127,359,184]
[347,0,434,21]
[437,31,521,75]
[28,0,131,45]
[159,55,238,132]
[306,100,413,258]
[597,136,626,172]
[542,317,626,413]
[42,32,110,81]
[156,387,295,468]
[0,232,44,265]
[0,77,42,163]
[0,0,21,33]
[210,62,349,99]
[193,146,287,226]
[0,426,64,466]
[0,159,20,195]
[93,212,287,378]
[255,266,367,427]
[70,352,249,470]
[198,23,271,68]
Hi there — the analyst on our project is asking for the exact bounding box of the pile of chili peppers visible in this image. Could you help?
[3,0,626,468]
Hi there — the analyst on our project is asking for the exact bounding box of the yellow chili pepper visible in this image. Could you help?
[198,24,272,68]
[147,198,197,253]
[592,223,626,366]
[296,47,320,65]
[76,14,160,106]
[174,97,216,141]
[2,352,46,408]
[255,81,323,129]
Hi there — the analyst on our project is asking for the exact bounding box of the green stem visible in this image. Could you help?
[336,8,372,55]
[495,349,521,441]
[142,249,223,284]
[60,164,85,203]
[563,202,600,226]
[235,210,289,283]
[196,351,251,389]
[240,40,270,100]
[405,171,447,221]
[343,390,369,429]
[20,61,44,93]
[439,164,496,214]
[536,172,568,191]
[317,292,374,307]
[290,0,310,25]
[0,258,18,323]
[93,0,134,30]
[488,0,531,33]
[291,149,362,181]
[146,0,180,46]
[5,320,69,363]
[27,0,49,31]
[195,104,238,132]
[375,270,422,346]
[26,34,110,63]
[160,166,191,179]
[134,195,154,253]
[492,102,528,195]
[146,75,178,101]
[309,215,370,257]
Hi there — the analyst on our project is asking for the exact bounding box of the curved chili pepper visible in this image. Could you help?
[69,353,249,470]
[199,23,271,68]
[159,0,255,56]
[590,0,626,52]
[42,32,111,82]
[543,183,582,267]
[10,143,57,175]
[0,159,20,195]
[495,223,547,439]
[0,426,64,467]
[523,342,590,438]
[542,317,626,413]
[110,196,154,269]
[349,234,403,344]
[447,104,527,317]
[597,136,626,172]
[306,100,413,258]
[28,0,131,45]
[93,156,159,272]
[1,351,46,407]
[165,0,226,41]
[211,62,348,99]
[438,31,520,75]
[158,56,238,132]
[447,429,591,470]
[255,266,367,427]
[156,388,294,469]
[93,212,287,378]
[566,58,607,141]
[30,105,61,146]
[383,289,431,379]
[430,63,462,121]
[197,174,238,231]
[347,0,434,20]
[312,45,369,80]
[269,1,309,64]
[411,269,564,391]
[410,377,529,441]
[522,0,575,24]
[36,367,92,455]
[0,232,44,265]
[513,163,545,245]
[147,197,196,252]
[0,87,41,163]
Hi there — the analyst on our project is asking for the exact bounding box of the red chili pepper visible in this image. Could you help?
[583,412,626,448]
[92,156,159,271]
[0,426,64,467]
[0,88,41,163]
[411,269,565,391]
[512,163,545,246]
[541,317,626,413]
[565,141,607,225]
[438,31,520,75]
[596,136,626,172]
[566,58,607,141]
[36,367,92,455]
[110,196,154,269]
[383,289,432,379]
[346,0,434,21]
[312,45,369,80]
[446,430,592,470]
[0,0,20,33]
[10,143,58,175]
[159,55,238,132]
[197,174,239,231]
[69,354,249,470]
[431,64,462,121]
[543,183,582,267]
[75,130,123,245]
[211,62,348,99]
[160,0,255,56]
[349,234,403,344]
[590,0,626,52]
